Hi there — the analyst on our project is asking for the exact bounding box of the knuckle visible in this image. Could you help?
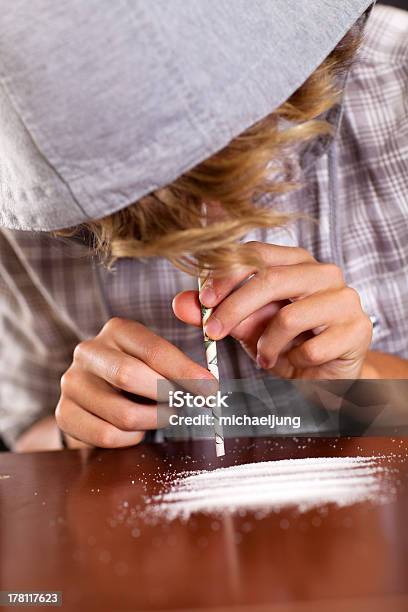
[143,340,164,367]
[73,339,92,363]
[323,263,344,284]
[54,400,65,428]
[103,317,128,336]
[60,368,75,393]
[301,342,323,365]
[96,426,117,449]
[110,363,134,391]
[277,306,297,332]
[259,267,278,290]
[117,409,138,432]
[342,286,362,308]
[55,398,74,434]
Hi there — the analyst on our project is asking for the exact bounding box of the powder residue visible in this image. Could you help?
[147,456,391,520]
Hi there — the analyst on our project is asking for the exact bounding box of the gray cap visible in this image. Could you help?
[0,0,372,231]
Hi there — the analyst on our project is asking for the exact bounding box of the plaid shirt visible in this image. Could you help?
[1,5,407,447]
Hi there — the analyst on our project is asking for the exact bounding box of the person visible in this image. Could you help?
[0,1,407,452]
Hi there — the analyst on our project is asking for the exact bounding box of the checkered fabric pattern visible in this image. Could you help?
[0,5,407,446]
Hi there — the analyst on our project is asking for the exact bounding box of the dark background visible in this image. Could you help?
[380,0,407,9]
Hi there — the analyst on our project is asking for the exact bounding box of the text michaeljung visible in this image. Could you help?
[168,413,301,430]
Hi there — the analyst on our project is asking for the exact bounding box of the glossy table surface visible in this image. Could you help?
[1,437,408,612]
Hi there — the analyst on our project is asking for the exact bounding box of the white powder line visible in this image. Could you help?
[160,484,380,518]
[155,467,383,500]
[178,456,382,483]
[157,475,380,504]
[167,466,383,493]
[147,456,391,521]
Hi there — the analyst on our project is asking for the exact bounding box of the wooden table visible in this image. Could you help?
[1,437,408,612]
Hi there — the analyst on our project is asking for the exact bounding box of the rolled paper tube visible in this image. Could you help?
[198,274,226,457]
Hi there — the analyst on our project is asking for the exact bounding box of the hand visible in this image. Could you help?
[56,318,214,448]
[14,415,62,452]
[173,242,372,380]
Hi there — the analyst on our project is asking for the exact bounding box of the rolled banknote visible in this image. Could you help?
[198,274,226,457]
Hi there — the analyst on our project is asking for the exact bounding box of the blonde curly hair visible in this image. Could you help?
[59,26,361,275]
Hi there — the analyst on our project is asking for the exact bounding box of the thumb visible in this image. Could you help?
[172,290,202,327]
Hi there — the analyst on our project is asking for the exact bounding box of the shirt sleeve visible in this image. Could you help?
[0,230,80,448]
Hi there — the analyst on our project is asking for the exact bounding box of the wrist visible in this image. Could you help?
[14,416,61,452]
[360,358,380,379]
[360,350,408,380]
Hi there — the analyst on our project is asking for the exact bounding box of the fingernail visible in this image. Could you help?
[256,354,268,369]
[200,287,216,307]
[204,316,223,339]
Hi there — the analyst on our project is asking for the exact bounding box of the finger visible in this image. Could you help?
[73,341,165,397]
[200,242,315,308]
[227,302,283,361]
[204,263,345,340]
[64,434,90,449]
[61,369,159,431]
[174,290,280,361]
[287,320,372,370]
[100,318,216,391]
[173,291,281,361]
[258,334,312,378]
[172,291,202,327]
[268,353,297,379]
[56,398,145,448]
[256,288,364,368]
[231,302,282,342]
[199,266,254,309]
[172,291,279,340]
